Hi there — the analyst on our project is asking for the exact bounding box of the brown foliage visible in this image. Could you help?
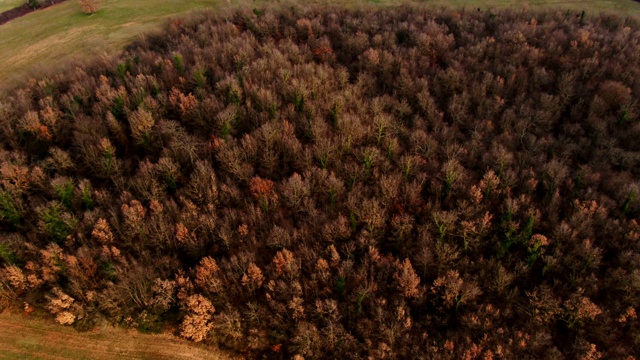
[47,288,77,325]
[2,6,640,359]
[127,108,155,145]
[241,262,264,290]
[250,176,277,203]
[394,259,421,298]
[272,249,297,277]
[3,265,27,293]
[180,294,214,342]
[92,218,114,244]
[78,0,100,14]
[169,87,198,117]
[194,257,222,294]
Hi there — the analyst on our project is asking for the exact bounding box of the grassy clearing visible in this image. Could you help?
[0,0,23,13]
[0,310,235,360]
[0,0,220,84]
[0,0,639,84]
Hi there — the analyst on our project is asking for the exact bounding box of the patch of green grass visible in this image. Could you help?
[0,0,24,13]
[0,0,221,84]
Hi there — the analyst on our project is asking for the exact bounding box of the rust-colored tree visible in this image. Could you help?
[79,0,100,14]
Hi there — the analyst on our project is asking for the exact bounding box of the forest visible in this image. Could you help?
[0,5,639,359]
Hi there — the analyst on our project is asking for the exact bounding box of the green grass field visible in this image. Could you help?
[0,0,23,13]
[0,0,640,85]
[0,0,220,85]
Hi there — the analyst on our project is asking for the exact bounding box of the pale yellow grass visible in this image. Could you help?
[0,310,240,360]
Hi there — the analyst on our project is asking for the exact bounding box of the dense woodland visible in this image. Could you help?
[1,5,640,359]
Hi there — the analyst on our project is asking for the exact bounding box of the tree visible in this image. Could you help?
[79,0,100,14]
[28,0,42,9]
[394,259,421,298]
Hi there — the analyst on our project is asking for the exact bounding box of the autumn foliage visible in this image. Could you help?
[1,5,640,359]
[79,0,100,14]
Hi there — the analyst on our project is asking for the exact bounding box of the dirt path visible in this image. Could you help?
[0,310,240,360]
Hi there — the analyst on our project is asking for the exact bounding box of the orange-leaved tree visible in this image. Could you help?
[79,0,100,14]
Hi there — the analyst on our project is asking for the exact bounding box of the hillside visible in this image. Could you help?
[1,1,640,85]
[1,5,639,359]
